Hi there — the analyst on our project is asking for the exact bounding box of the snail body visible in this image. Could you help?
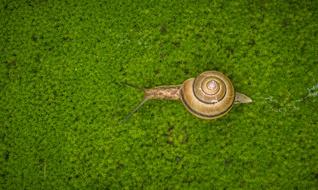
[125,71,252,121]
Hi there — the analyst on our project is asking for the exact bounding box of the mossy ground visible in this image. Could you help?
[1,0,318,189]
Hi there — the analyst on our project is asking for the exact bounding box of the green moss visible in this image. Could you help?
[1,0,318,189]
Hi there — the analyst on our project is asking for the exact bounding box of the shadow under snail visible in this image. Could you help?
[123,71,252,121]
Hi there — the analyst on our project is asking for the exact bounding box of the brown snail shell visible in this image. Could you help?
[180,71,235,119]
[124,70,252,121]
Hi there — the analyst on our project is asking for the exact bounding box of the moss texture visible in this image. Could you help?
[1,0,318,189]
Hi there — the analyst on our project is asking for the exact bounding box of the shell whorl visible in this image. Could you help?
[180,71,235,119]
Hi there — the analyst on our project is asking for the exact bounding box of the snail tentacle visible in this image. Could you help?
[120,98,149,124]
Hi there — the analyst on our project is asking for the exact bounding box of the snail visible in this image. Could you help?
[122,71,252,121]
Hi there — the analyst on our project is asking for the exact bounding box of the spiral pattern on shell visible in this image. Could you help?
[180,71,235,119]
